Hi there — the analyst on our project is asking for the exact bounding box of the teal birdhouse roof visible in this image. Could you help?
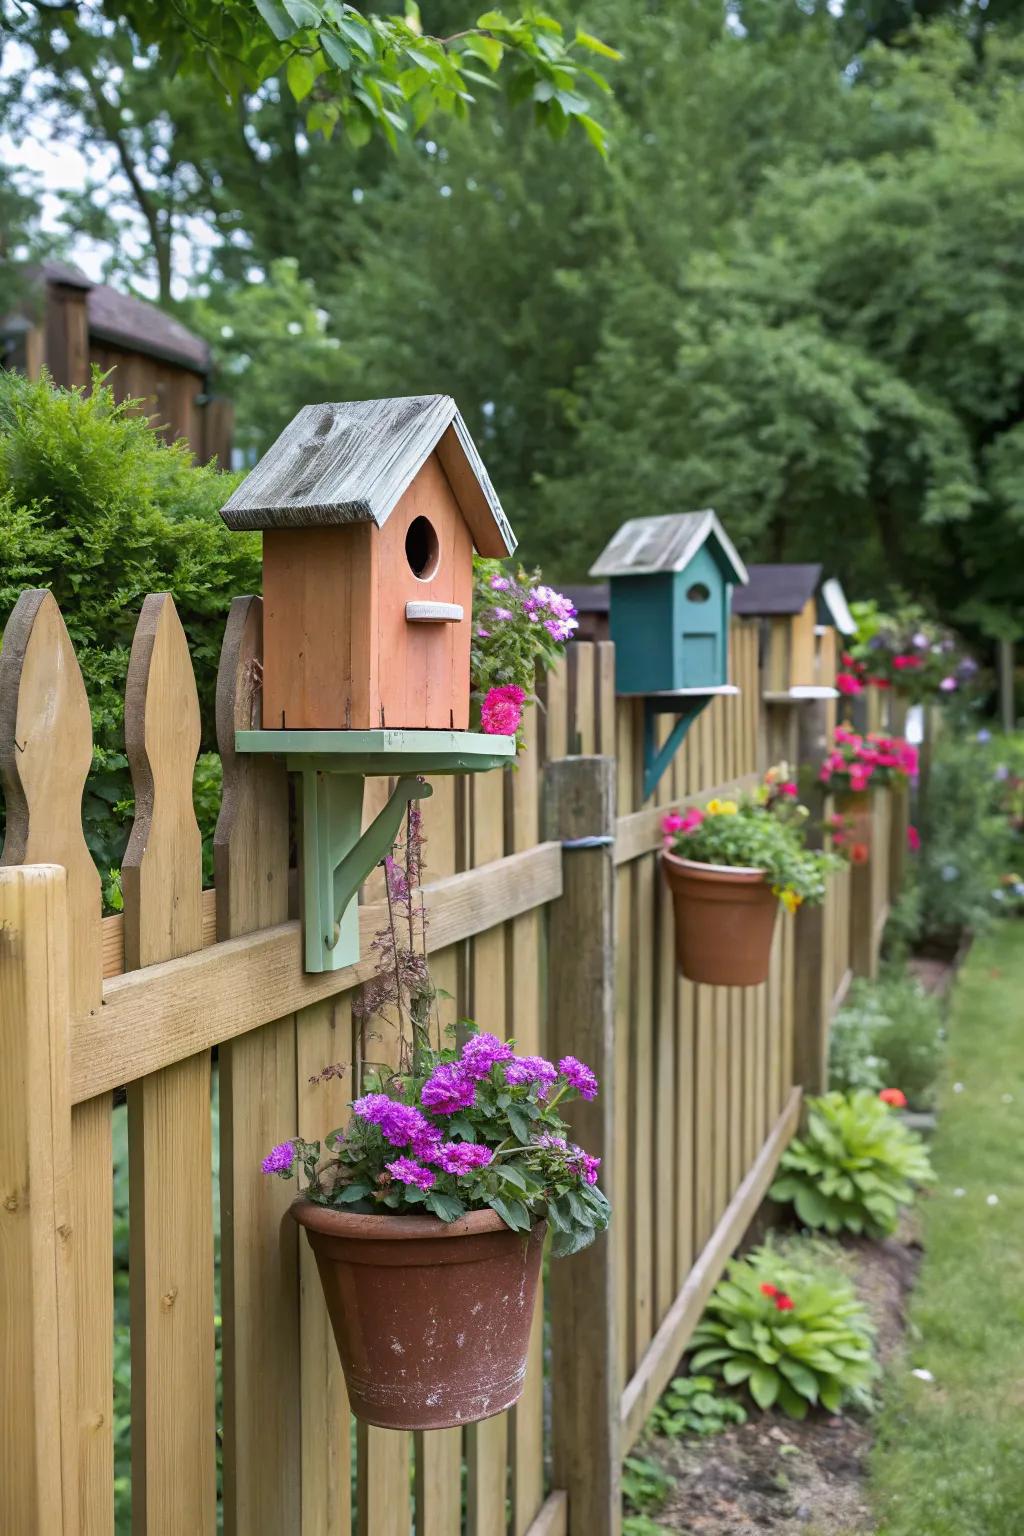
[588,511,748,584]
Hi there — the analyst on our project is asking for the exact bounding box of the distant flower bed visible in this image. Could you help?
[471,558,577,743]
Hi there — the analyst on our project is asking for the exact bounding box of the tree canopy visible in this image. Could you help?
[2,0,1023,639]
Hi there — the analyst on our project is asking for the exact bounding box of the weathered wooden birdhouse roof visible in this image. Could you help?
[732,563,822,617]
[588,511,748,584]
[220,394,516,556]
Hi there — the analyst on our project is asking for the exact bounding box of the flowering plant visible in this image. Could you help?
[770,1089,935,1238]
[818,724,918,793]
[662,768,837,913]
[261,798,609,1258]
[689,1243,876,1419]
[840,600,976,704]
[471,557,577,743]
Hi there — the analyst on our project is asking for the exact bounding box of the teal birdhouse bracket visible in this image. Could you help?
[236,728,515,972]
[641,687,739,802]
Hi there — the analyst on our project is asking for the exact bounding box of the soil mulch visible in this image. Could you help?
[636,1219,922,1536]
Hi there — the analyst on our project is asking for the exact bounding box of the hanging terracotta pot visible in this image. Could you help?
[291,1201,545,1430]
[835,789,873,854]
[661,851,778,987]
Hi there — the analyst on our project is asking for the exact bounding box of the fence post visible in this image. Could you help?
[0,863,77,1533]
[793,701,831,1094]
[543,755,621,1536]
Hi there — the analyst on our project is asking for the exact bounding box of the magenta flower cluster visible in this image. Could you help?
[558,1055,599,1100]
[436,1142,494,1175]
[386,1156,436,1191]
[524,584,579,644]
[421,1062,477,1114]
[533,1132,601,1185]
[505,1055,558,1092]
[461,1031,514,1079]
[353,1092,431,1147]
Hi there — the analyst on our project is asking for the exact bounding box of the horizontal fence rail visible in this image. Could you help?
[0,591,893,1536]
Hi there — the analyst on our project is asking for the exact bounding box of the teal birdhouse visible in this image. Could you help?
[588,512,749,799]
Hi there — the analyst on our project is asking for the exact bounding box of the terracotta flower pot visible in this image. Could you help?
[661,851,779,987]
[291,1201,545,1430]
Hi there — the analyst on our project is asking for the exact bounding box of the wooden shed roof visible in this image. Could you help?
[588,511,747,583]
[219,395,516,556]
[732,563,822,616]
[31,261,212,373]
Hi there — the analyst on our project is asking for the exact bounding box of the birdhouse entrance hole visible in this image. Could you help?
[405,515,440,580]
[686,582,711,603]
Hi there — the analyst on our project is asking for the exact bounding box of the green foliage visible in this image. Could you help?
[665,795,837,910]
[829,967,946,1110]
[648,1374,747,1439]
[7,1,619,161]
[771,1090,935,1239]
[689,1242,877,1421]
[848,599,976,704]
[622,1454,674,1529]
[0,371,257,886]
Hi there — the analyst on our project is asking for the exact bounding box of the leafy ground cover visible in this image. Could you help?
[869,923,1024,1536]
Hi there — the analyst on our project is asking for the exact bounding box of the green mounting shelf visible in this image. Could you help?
[640,687,739,802]
[236,729,515,973]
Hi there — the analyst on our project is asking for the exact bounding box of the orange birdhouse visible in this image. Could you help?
[220,396,516,731]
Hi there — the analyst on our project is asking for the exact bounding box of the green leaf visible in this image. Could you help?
[286,52,318,101]
[284,0,322,27]
[491,1194,531,1232]
[449,1116,477,1143]
[477,9,514,30]
[749,1365,780,1411]
[507,1104,534,1144]
[253,0,294,42]
[778,1359,820,1402]
[322,33,352,70]
[574,29,622,61]
[722,1356,757,1386]
[461,34,504,71]
[339,1181,372,1202]
[425,1191,466,1222]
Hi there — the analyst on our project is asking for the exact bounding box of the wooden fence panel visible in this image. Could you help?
[0,590,111,1534]
[123,594,217,1536]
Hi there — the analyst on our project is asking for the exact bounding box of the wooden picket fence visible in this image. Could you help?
[0,591,889,1536]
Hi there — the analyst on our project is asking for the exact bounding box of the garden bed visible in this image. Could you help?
[630,1217,922,1535]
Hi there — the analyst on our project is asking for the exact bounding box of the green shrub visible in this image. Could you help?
[649,1374,747,1438]
[771,1090,935,1239]
[622,1454,674,1531]
[689,1243,876,1420]
[0,370,257,886]
[829,967,945,1110]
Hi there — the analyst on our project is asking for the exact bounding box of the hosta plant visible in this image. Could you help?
[770,1090,935,1238]
[689,1245,877,1420]
[649,1374,748,1438]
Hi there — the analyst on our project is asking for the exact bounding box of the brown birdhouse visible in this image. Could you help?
[220,396,516,731]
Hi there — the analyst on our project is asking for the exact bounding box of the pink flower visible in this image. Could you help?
[679,808,704,833]
[481,684,526,736]
[836,672,864,697]
[879,1087,907,1109]
[436,1142,494,1175]
[939,676,958,693]
[907,825,921,853]
[780,782,798,798]
[385,1156,436,1191]
[893,655,922,671]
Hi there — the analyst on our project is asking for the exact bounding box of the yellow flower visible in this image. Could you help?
[707,798,739,816]
[779,889,803,915]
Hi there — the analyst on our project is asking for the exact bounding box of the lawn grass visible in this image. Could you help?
[869,923,1024,1536]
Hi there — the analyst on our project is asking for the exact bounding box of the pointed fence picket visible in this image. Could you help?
[0,588,891,1536]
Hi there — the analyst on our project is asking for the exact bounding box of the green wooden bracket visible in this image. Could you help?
[641,688,739,802]
[299,771,434,974]
[237,729,515,973]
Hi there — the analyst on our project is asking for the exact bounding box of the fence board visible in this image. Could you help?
[215,596,301,1536]
[123,594,216,1536]
[0,589,112,1534]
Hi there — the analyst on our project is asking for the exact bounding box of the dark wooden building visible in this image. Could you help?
[0,260,232,467]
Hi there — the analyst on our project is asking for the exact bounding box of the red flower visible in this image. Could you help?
[760,1282,779,1298]
[907,825,921,853]
[879,1088,907,1108]
[774,1293,794,1312]
[871,678,892,689]
[850,842,869,865]
[892,655,923,671]
[836,672,864,697]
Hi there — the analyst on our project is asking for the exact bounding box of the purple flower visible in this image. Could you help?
[460,1031,514,1080]
[436,1142,494,1175]
[477,627,491,639]
[421,1063,477,1114]
[492,607,514,622]
[545,617,578,642]
[386,1157,436,1191]
[571,1146,601,1185]
[939,676,958,693]
[384,855,409,901]
[489,574,511,591]
[261,1140,295,1175]
[410,1123,443,1162]
[505,1055,558,1093]
[977,729,992,744]
[353,1093,431,1147]
[532,1133,568,1151]
[558,1055,599,1100]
